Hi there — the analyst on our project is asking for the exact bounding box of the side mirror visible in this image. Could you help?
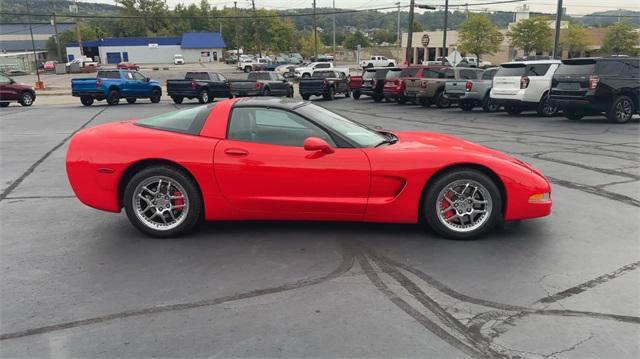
[304,137,334,154]
[144,77,150,82]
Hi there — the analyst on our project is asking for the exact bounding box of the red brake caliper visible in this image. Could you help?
[441,191,455,221]
[172,191,184,212]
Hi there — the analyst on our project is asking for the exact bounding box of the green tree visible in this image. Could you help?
[46,23,106,60]
[299,31,326,58]
[601,22,639,56]
[343,31,370,50]
[412,21,424,32]
[507,17,553,55]
[371,29,396,45]
[457,13,502,61]
[560,23,588,58]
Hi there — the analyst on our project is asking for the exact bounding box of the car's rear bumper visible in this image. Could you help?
[491,98,539,109]
[72,90,105,98]
[167,90,198,97]
[548,95,606,112]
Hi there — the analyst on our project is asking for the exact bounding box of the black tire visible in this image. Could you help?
[324,86,335,100]
[419,97,432,107]
[505,105,522,115]
[366,63,373,68]
[19,91,35,106]
[482,95,499,113]
[459,100,474,111]
[423,169,502,240]
[345,87,350,98]
[80,96,94,106]
[536,93,558,117]
[397,97,407,105]
[197,89,209,104]
[388,63,395,67]
[607,95,635,124]
[287,86,294,98]
[123,165,202,238]
[564,109,584,121]
[171,96,184,104]
[302,73,310,79]
[106,89,120,105]
[434,91,451,108]
[244,66,252,73]
[352,90,361,100]
[0,102,9,107]
[373,95,383,103]
[301,94,310,100]
[126,98,137,104]
[263,87,271,96]
[150,89,161,103]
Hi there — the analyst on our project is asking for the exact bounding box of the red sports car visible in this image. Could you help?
[116,62,139,70]
[66,98,551,239]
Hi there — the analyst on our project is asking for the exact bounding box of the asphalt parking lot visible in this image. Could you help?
[1,96,639,358]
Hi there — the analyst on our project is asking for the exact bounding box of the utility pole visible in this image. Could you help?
[313,0,318,59]
[442,0,449,65]
[49,0,62,62]
[235,2,240,60]
[552,0,563,59]
[26,0,43,88]
[73,0,83,57]
[250,0,261,57]
[396,2,401,48]
[405,0,415,64]
[332,0,336,54]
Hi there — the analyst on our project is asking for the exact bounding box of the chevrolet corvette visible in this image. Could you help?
[66,97,552,239]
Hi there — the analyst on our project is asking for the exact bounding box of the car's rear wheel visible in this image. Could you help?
[324,87,335,100]
[607,95,634,124]
[537,93,558,117]
[171,96,184,104]
[126,98,136,104]
[301,94,310,100]
[373,95,383,103]
[19,91,34,106]
[424,169,502,239]
[459,100,474,111]
[482,95,499,112]
[263,87,271,96]
[287,86,294,98]
[150,89,161,103]
[197,89,209,104]
[106,89,120,105]
[434,91,451,108]
[80,96,94,106]
[505,105,522,115]
[124,166,202,238]
[397,97,407,105]
[352,90,361,99]
[419,98,432,107]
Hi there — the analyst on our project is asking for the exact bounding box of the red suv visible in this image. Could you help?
[383,65,446,104]
[0,73,36,107]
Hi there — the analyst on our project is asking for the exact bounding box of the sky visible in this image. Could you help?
[82,0,640,17]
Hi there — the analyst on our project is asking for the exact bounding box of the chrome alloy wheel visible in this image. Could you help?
[132,176,189,231]
[436,180,493,233]
[616,98,633,122]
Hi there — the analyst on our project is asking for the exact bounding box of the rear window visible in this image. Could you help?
[527,64,551,76]
[249,72,270,81]
[186,72,210,80]
[136,105,213,135]
[374,69,390,80]
[496,64,526,77]
[402,68,420,77]
[422,70,445,78]
[98,71,120,79]
[555,62,595,75]
[385,69,403,79]
[459,69,479,79]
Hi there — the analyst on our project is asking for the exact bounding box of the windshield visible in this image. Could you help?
[136,105,212,135]
[296,104,386,147]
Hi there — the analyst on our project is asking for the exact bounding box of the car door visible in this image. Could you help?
[0,74,18,101]
[214,106,371,217]
[131,71,150,97]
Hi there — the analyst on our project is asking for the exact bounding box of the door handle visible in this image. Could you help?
[224,148,248,156]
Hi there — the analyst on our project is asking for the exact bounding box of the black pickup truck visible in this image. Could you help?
[166,72,232,104]
[229,71,294,97]
[299,70,350,100]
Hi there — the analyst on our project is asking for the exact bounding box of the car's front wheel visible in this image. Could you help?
[424,169,502,239]
[197,89,209,104]
[149,89,161,103]
[352,90,361,100]
[80,96,94,106]
[124,165,202,238]
[171,96,184,104]
[106,89,120,105]
[19,91,35,106]
[537,94,558,117]
[607,95,635,124]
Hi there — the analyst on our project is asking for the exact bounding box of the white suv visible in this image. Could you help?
[490,59,561,116]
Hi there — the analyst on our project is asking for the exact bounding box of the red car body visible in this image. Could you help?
[67,98,551,235]
[0,73,36,107]
[43,61,57,71]
[116,62,139,70]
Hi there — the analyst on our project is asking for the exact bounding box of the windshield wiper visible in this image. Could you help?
[374,133,398,147]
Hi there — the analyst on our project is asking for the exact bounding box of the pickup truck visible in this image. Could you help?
[360,67,393,102]
[238,58,270,73]
[360,56,396,69]
[445,67,499,112]
[348,73,364,99]
[71,69,162,106]
[404,67,467,108]
[299,70,350,100]
[167,71,232,104]
[383,66,442,104]
[229,71,294,97]
[294,62,348,79]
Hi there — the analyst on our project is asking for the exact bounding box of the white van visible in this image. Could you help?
[173,54,184,65]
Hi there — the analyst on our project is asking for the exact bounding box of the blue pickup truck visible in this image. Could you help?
[71,69,162,106]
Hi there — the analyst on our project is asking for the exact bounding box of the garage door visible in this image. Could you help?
[106,52,122,64]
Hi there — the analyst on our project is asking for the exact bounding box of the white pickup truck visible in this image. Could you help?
[238,57,271,73]
[360,56,396,68]
[294,62,348,79]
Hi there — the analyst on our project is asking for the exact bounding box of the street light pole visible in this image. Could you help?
[442,0,449,64]
[25,0,43,89]
[552,0,563,59]
[313,0,318,59]
[396,2,401,48]
[234,1,240,60]
[332,0,336,54]
[73,0,83,57]
[405,0,415,64]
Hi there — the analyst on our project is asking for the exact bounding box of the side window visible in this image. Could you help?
[526,64,551,76]
[627,60,639,78]
[597,61,622,76]
[444,69,455,79]
[209,73,219,81]
[275,73,285,81]
[228,107,336,147]
[124,72,135,80]
[0,74,10,84]
[318,63,330,69]
[459,69,477,79]
[132,72,146,81]
[217,73,227,81]
[481,69,497,80]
